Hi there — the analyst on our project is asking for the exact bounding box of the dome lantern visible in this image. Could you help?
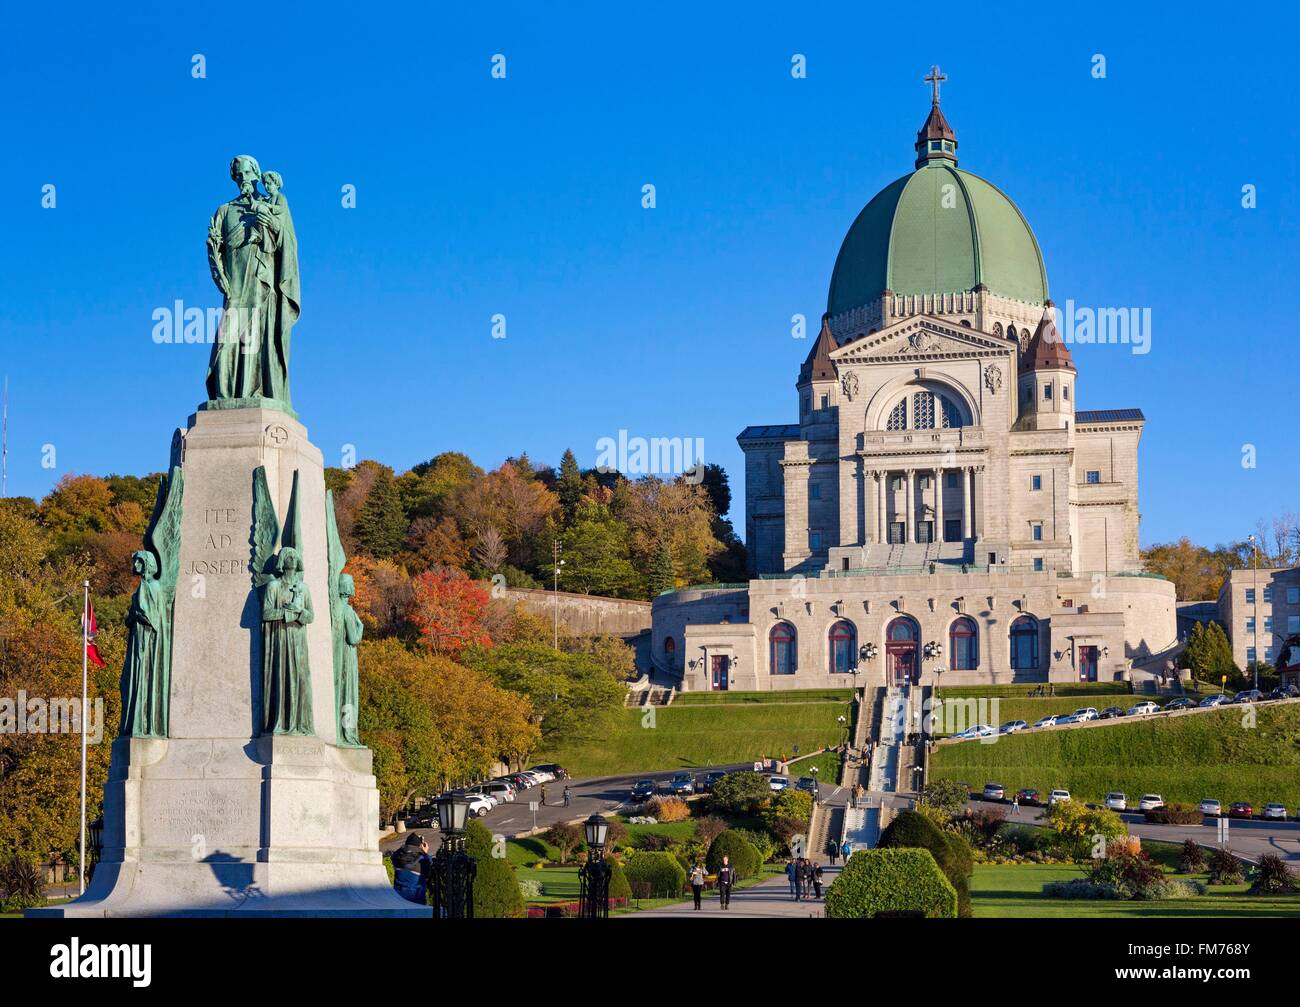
[915,65,958,169]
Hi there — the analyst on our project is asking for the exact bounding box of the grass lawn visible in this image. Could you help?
[932,703,1300,808]
[791,748,844,784]
[672,689,853,706]
[971,862,1300,917]
[941,682,1135,700]
[535,700,852,777]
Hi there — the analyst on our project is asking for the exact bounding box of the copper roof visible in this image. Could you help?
[1024,303,1075,372]
[799,313,838,382]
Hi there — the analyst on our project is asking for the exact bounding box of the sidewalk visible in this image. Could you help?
[626,865,842,918]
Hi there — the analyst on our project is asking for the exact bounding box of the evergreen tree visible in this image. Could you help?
[647,542,676,596]
[353,468,408,559]
[557,448,583,524]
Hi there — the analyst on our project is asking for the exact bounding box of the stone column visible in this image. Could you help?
[935,467,944,544]
[876,471,886,543]
[904,469,915,544]
[961,465,972,539]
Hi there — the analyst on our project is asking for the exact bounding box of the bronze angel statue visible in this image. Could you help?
[253,466,315,736]
[326,490,363,747]
[121,466,184,738]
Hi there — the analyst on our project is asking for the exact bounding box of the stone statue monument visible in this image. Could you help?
[204,155,301,412]
[120,466,183,738]
[32,156,426,917]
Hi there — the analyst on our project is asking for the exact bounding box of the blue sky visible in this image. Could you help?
[2,1,1296,548]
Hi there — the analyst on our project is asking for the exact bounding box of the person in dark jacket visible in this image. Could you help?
[390,832,432,905]
[716,856,737,909]
[799,858,815,900]
[825,837,838,865]
[812,862,824,899]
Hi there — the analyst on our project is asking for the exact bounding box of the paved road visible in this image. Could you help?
[629,865,842,918]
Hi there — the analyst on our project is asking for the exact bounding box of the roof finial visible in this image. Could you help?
[925,64,947,106]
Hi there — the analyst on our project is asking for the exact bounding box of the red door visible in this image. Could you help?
[711,655,730,691]
[887,646,916,687]
[1078,645,1098,682]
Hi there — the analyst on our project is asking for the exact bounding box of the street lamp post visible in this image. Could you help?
[431,791,477,919]
[578,813,612,918]
[810,765,820,805]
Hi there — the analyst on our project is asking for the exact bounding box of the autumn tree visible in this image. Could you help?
[408,570,492,657]
[557,448,583,524]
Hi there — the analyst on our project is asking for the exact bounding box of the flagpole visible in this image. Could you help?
[80,580,89,896]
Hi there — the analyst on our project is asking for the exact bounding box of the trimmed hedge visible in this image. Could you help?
[824,849,958,918]
[625,851,687,898]
[465,819,525,918]
[1144,804,1202,825]
[608,859,633,901]
[878,809,973,917]
[705,829,763,881]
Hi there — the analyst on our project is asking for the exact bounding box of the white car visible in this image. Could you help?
[954,724,996,740]
[1199,694,1230,708]
[1048,789,1071,805]
[482,781,515,802]
[1263,803,1288,821]
[1199,798,1222,817]
[998,720,1028,735]
[768,775,791,792]
[1033,715,1058,729]
[1127,701,1160,716]
[459,793,493,817]
[1105,792,1128,811]
[464,788,499,808]
[1138,794,1165,811]
[1071,707,1099,722]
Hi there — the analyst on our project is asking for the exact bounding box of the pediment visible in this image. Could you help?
[830,315,1011,364]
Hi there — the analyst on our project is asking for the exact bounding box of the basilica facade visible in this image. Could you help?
[652,85,1176,692]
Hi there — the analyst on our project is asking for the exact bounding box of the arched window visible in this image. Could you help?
[828,620,856,674]
[910,391,964,430]
[888,617,918,642]
[993,322,1003,337]
[1010,615,1039,670]
[664,636,675,657]
[949,617,978,671]
[886,399,907,430]
[770,622,797,675]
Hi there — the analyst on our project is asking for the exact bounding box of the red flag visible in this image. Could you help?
[83,599,106,668]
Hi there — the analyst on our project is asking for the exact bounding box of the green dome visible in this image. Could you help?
[827,163,1049,315]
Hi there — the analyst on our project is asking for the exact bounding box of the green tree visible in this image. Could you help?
[705,830,762,880]
[465,819,525,917]
[647,542,676,596]
[709,771,772,817]
[354,467,408,559]
[557,448,583,524]
[541,501,641,598]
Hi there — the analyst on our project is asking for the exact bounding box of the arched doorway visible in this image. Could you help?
[885,616,919,686]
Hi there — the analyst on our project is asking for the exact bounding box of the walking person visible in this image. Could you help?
[689,862,705,910]
[800,858,815,901]
[841,839,853,862]
[792,858,804,901]
[539,784,547,807]
[785,858,798,900]
[812,862,824,899]
[1011,793,1020,817]
[563,784,571,808]
[716,855,737,909]
[825,837,838,865]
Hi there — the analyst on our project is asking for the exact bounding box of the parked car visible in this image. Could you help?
[527,767,556,783]
[1200,798,1222,817]
[1033,715,1059,729]
[1267,685,1299,700]
[667,772,696,796]
[983,783,1006,801]
[953,724,996,740]
[1105,791,1128,811]
[1263,803,1288,820]
[1138,794,1165,811]
[1233,689,1263,705]
[1048,789,1072,805]
[1072,707,1100,721]
[1098,706,1125,720]
[698,771,725,792]
[463,787,499,808]
[508,772,534,790]
[630,779,657,801]
[531,763,569,779]
[1014,788,1041,806]
[998,720,1028,735]
[1127,701,1160,716]
[452,792,492,817]
[1164,697,1195,711]
[481,781,515,802]
[1057,712,1087,725]
[768,775,791,792]
[1199,694,1231,708]
[795,776,819,794]
[1228,801,1254,819]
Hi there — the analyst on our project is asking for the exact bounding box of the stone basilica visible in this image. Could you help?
[652,78,1176,692]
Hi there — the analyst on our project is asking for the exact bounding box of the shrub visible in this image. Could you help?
[465,820,525,918]
[1089,841,1165,900]
[762,789,813,831]
[706,830,763,881]
[646,796,690,822]
[1251,853,1295,894]
[519,878,542,899]
[770,816,808,856]
[1145,804,1202,825]
[0,854,46,913]
[1043,801,1126,860]
[1148,877,1205,900]
[710,771,772,816]
[692,814,728,847]
[1208,848,1245,885]
[1043,878,1120,900]
[824,848,958,918]
[633,832,674,852]
[624,852,686,898]
[732,827,777,863]
[919,779,970,817]
[1177,839,1206,874]
[541,822,583,862]
[608,859,633,902]
[964,807,1007,847]
[878,809,973,917]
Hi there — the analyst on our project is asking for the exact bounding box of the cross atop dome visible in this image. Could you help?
[914,65,957,169]
[925,64,947,105]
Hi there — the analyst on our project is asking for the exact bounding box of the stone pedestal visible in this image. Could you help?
[31,407,427,917]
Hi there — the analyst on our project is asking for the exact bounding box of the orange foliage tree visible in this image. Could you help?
[409,571,491,657]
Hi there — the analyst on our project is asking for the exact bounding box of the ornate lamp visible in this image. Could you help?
[431,791,476,919]
[578,813,613,919]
